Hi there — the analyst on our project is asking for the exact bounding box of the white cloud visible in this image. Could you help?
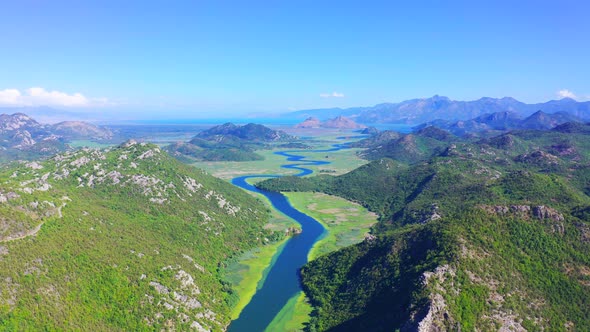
[0,89,22,105]
[320,92,345,98]
[557,89,577,99]
[27,87,89,106]
[0,87,109,107]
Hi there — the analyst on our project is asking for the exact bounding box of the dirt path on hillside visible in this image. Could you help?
[0,203,66,243]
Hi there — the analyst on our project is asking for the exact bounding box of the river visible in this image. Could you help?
[227,144,348,331]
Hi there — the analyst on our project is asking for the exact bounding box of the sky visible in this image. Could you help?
[0,0,589,119]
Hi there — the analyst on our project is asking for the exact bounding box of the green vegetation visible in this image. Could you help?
[0,142,271,331]
[301,222,456,331]
[193,146,367,181]
[254,192,378,330]
[284,192,377,260]
[258,123,590,331]
[218,137,369,326]
[265,292,313,332]
[68,139,114,149]
[165,122,295,162]
[223,238,289,320]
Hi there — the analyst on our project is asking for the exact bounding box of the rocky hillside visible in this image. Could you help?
[51,120,113,140]
[416,110,584,136]
[257,124,590,331]
[287,96,590,125]
[295,116,365,129]
[294,117,321,128]
[0,113,113,162]
[349,127,454,163]
[0,141,269,331]
[321,116,366,129]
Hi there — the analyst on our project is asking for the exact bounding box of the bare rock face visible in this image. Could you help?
[120,139,138,148]
[574,222,590,243]
[295,117,321,128]
[479,204,564,223]
[0,113,41,132]
[51,121,113,140]
[532,205,565,222]
[1,112,115,159]
[293,115,367,129]
[515,150,561,166]
[12,130,36,148]
[403,265,456,332]
[321,115,366,129]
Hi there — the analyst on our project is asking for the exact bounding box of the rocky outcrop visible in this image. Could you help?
[321,116,366,129]
[51,121,113,140]
[0,112,113,159]
[295,116,321,128]
[403,265,456,332]
[295,116,367,129]
[360,126,379,135]
[515,150,561,166]
[479,204,564,222]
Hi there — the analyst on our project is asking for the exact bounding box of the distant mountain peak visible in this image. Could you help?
[287,95,590,125]
[295,117,321,128]
[197,122,294,141]
[430,95,450,101]
[320,115,366,129]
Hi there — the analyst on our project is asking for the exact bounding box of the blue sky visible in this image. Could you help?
[0,0,589,118]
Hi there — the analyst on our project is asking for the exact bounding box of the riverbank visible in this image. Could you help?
[225,237,290,320]
[284,192,378,261]
[261,192,378,330]
[226,135,371,331]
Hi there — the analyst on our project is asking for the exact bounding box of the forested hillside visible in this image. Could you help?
[0,141,269,331]
[166,123,295,162]
[257,123,590,331]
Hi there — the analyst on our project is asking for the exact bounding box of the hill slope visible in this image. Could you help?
[257,126,590,331]
[0,113,113,163]
[0,141,269,330]
[166,122,295,162]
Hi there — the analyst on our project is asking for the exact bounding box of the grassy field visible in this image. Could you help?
[224,238,290,320]
[285,192,378,260]
[190,133,368,181]
[192,149,299,180]
[191,147,368,180]
[265,292,313,332]
[68,139,114,149]
[290,147,368,177]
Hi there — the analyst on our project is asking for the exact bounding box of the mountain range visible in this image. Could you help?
[286,96,590,125]
[414,110,584,136]
[295,116,366,129]
[257,122,590,331]
[0,113,113,162]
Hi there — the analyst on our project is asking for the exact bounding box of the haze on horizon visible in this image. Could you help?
[1,0,589,120]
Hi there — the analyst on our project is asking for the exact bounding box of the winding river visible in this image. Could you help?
[227,144,348,331]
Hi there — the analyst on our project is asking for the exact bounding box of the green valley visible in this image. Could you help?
[258,123,590,331]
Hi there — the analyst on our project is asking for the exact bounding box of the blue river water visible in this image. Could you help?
[227,144,348,332]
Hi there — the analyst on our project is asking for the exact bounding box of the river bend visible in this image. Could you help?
[228,144,347,331]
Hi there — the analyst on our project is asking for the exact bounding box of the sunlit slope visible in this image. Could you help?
[0,141,268,331]
[258,125,590,331]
